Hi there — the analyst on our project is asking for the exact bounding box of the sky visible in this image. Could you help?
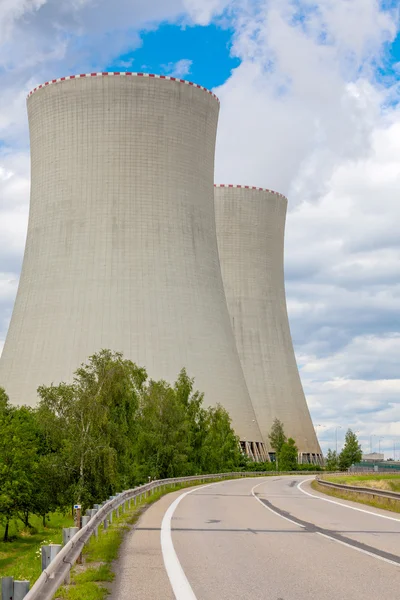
[0,0,400,458]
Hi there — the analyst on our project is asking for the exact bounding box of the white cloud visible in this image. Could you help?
[300,333,400,457]
[162,58,193,77]
[209,0,400,455]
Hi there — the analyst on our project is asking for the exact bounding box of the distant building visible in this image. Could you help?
[362,453,384,462]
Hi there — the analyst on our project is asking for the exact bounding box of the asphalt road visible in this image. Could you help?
[111,476,400,599]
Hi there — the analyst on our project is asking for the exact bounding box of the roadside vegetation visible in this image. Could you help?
[312,477,400,514]
[0,512,74,583]
[0,350,247,545]
[324,429,362,471]
[0,348,322,590]
[324,473,400,491]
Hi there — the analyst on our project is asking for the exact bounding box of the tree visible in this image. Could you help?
[0,351,248,527]
[133,378,191,481]
[325,448,338,471]
[200,406,242,474]
[278,438,298,471]
[37,350,146,507]
[0,396,39,541]
[339,429,362,471]
[268,419,287,469]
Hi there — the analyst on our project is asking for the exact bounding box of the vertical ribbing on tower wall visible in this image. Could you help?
[0,74,264,451]
[214,185,322,463]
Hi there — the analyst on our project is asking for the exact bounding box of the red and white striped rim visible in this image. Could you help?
[27,72,219,102]
[214,184,287,201]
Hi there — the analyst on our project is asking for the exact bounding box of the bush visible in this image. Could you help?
[297,464,323,471]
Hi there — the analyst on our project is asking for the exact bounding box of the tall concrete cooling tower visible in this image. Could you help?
[0,73,266,460]
[214,185,323,464]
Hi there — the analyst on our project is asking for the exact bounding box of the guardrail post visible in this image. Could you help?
[90,509,99,537]
[13,580,30,600]
[2,576,14,599]
[81,515,90,527]
[41,544,62,573]
[62,528,69,547]
[62,526,79,547]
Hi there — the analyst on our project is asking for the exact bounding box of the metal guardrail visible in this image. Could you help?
[24,470,318,600]
[316,477,400,501]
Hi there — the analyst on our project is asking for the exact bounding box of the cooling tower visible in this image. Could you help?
[0,73,266,459]
[214,185,323,464]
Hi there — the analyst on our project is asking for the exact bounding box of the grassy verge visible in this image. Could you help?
[56,478,236,600]
[323,473,400,492]
[312,480,400,514]
[0,512,74,584]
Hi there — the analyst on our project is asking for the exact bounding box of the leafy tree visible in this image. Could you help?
[0,387,8,412]
[278,438,298,471]
[37,350,145,507]
[174,369,207,473]
[133,378,190,481]
[339,429,362,471]
[268,418,287,469]
[325,448,339,471]
[0,396,38,541]
[200,406,242,473]
[0,351,250,525]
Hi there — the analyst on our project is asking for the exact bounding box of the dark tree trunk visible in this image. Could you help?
[24,510,31,528]
[42,513,46,528]
[3,519,9,542]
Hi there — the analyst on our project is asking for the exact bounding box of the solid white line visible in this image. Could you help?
[254,477,400,568]
[251,481,305,528]
[316,532,400,567]
[297,478,400,523]
[161,480,234,600]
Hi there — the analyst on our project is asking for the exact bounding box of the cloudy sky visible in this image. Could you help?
[0,0,399,457]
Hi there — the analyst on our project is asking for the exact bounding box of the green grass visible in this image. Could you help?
[73,565,114,583]
[313,479,400,514]
[0,512,74,583]
[324,474,400,492]
[58,581,108,600]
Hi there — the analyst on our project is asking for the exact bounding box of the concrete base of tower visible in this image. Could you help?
[240,440,268,462]
[267,452,324,466]
[298,452,325,466]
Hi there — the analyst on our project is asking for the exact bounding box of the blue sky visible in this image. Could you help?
[107,23,240,89]
[0,0,400,457]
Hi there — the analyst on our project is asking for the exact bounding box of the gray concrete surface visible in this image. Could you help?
[214,185,322,462]
[0,73,264,455]
[113,476,400,599]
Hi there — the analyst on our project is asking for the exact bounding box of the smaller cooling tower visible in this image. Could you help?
[214,185,323,464]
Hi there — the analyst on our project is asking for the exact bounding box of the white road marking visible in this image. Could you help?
[297,478,400,523]
[316,532,400,567]
[161,479,237,600]
[253,477,400,568]
[251,481,305,527]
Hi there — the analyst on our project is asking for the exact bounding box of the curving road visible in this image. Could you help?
[111,476,400,599]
